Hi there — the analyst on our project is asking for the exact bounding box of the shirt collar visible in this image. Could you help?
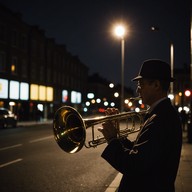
[148,97,167,114]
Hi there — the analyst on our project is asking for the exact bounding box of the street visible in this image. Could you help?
[1,119,192,192]
[0,123,118,192]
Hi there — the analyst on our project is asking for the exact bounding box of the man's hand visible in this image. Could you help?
[98,108,120,143]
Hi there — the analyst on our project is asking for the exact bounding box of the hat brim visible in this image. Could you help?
[131,75,175,82]
[131,76,142,81]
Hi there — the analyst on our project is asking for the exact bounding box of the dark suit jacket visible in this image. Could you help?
[101,98,182,192]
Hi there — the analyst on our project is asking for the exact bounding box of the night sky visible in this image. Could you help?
[0,0,191,89]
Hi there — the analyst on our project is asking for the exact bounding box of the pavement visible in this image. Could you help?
[175,132,192,192]
[17,120,192,192]
[105,131,192,192]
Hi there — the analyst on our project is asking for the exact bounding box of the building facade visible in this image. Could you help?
[0,4,89,121]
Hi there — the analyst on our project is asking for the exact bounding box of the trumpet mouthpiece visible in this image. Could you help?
[129,96,142,102]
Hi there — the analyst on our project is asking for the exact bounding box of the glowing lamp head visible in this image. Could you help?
[114,25,126,38]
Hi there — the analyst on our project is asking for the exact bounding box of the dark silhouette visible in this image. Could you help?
[99,59,182,192]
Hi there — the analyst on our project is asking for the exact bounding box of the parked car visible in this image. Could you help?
[0,108,17,128]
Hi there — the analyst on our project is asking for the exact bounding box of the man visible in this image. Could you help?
[99,59,182,192]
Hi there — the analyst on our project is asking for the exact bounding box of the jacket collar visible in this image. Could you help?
[148,97,170,114]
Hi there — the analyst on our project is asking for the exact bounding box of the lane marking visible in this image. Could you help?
[0,144,23,151]
[0,158,23,168]
[29,135,53,143]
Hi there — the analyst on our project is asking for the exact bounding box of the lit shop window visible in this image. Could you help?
[9,80,19,99]
[39,85,46,101]
[0,78,8,99]
[71,91,81,104]
[20,82,29,100]
[62,90,68,103]
[46,87,53,101]
[30,84,38,100]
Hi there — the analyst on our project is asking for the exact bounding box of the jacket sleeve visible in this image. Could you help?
[101,119,159,175]
[101,109,182,178]
[101,138,137,174]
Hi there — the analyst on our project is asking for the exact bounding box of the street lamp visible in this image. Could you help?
[151,26,174,95]
[114,24,126,112]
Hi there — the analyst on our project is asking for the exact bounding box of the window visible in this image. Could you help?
[21,34,27,50]
[30,62,36,80]
[0,23,6,42]
[39,65,44,82]
[11,30,18,47]
[0,52,6,72]
[11,57,18,74]
[21,59,27,77]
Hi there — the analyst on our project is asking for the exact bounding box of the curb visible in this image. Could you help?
[105,173,122,192]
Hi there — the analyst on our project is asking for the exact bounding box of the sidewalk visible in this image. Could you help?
[105,132,192,192]
[175,133,192,192]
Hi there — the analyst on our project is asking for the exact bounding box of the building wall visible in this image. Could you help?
[0,4,89,120]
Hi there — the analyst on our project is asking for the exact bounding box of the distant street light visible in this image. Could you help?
[114,24,127,112]
[151,26,174,95]
[109,83,114,88]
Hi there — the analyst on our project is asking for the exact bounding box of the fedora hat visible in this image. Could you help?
[132,59,175,82]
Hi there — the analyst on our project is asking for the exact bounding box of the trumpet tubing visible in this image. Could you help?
[53,102,147,154]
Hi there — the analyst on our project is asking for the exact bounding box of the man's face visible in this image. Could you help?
[136,79,156,106]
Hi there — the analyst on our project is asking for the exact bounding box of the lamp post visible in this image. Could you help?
[151,26,174,95]
[114,24,126,112]
[170,42,174,95]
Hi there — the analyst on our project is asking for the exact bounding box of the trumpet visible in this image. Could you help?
[53,98,147,154]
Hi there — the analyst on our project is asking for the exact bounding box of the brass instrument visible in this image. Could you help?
[53,97,147,154]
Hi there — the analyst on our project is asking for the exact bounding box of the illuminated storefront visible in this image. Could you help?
[0,78,8,100]
[0,79,54,120]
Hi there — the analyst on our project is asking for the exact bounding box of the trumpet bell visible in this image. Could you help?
[53,106,86,153]
[53,98,147,154]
